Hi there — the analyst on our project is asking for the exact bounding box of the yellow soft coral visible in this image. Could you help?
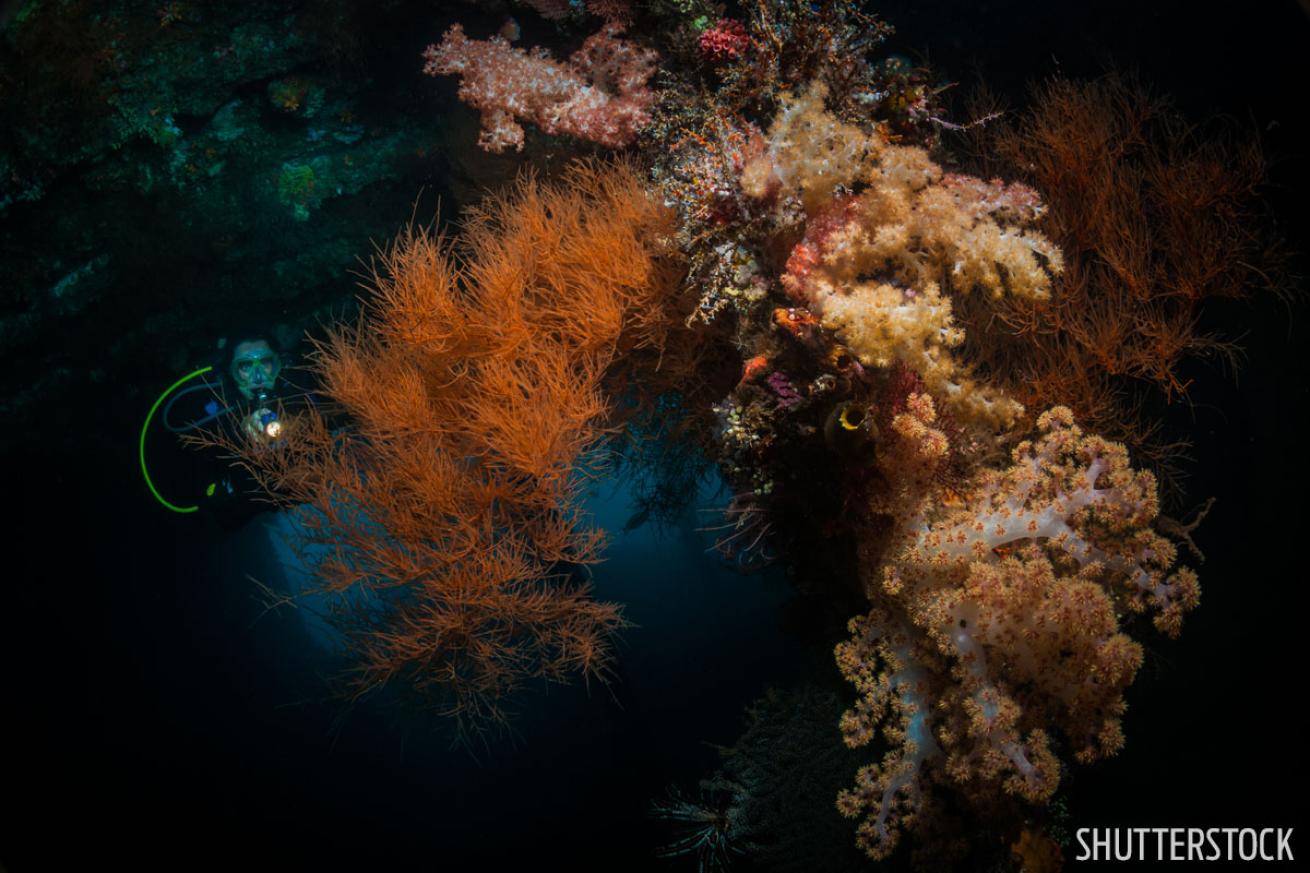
[741,81,881,211]
[768,87,1064,430]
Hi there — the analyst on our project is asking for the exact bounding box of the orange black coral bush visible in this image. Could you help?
[959,73,1284,472]
[231,160,690,731]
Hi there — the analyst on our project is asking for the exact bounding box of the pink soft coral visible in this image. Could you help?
[422,23,658,153]
[836,400,1199,860]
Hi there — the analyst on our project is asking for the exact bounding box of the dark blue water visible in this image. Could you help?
[10,441,818,868]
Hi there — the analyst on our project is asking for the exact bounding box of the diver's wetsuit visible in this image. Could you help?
[151,355,316,530]
[197,446,269,530]
[198,375,320,530]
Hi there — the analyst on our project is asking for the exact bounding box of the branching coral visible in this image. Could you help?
[221,160,688,733]
[958,73,1286,469]
[835,399,1199,859]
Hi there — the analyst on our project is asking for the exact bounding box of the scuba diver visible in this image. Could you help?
[139,336,314,528]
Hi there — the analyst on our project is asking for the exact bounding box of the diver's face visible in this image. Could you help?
[231,340,280,399]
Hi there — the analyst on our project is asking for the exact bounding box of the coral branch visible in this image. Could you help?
[223,161,686,733]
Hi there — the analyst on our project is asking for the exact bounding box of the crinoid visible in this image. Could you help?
[652,778,754,873]
[698,493,777,572]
